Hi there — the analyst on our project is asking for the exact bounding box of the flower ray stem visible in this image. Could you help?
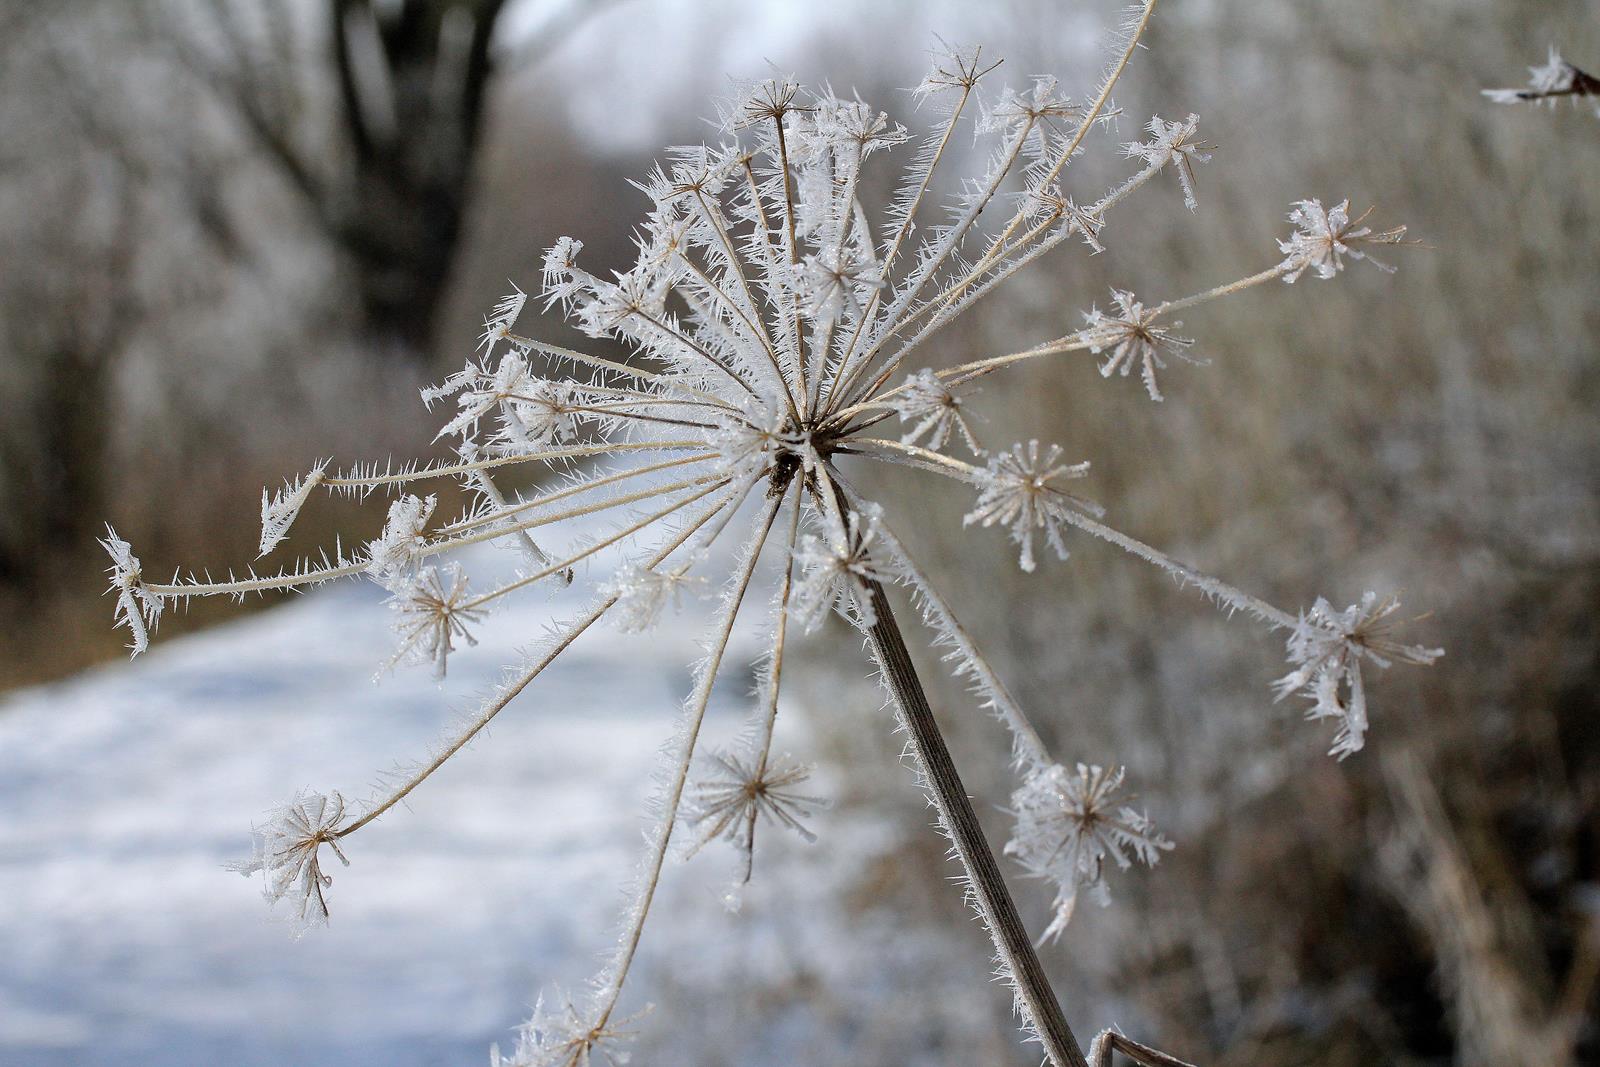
[336,489,735,840]
[594,493,784,1030]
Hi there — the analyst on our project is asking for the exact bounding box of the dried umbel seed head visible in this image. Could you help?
[1277,198,1408,283]
[226,791,351,932]
[1081,288,1202,401]
[103,10,1439,1063]
[1275,592,1443,759]
[1006,763,1173,943]
[964,441,1102,573]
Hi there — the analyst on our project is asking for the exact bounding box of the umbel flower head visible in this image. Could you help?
[226,790,351,932]
[1006,763,1173,944]
[100,9,1439,1063]
[1275,592,1444,759]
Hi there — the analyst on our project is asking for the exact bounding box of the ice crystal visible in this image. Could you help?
[1082,288,1200,401]
[964,441,1102,572]
[1123,114,1210,210]
[226,791,351,931]
[1275,592,1444,758]
[385,563,485,679]
[1277,198,1407,283]
[791,504,886,631]
[1005,763,1172,943]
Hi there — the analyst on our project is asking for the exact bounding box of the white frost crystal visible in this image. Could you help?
[227,791,351,931]
[1081,288,1200,402]
[1275,591,1443,758]
[1006,763,1172,943]
[964,440,1101,572]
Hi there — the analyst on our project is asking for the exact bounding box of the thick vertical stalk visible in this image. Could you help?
[863,577,1089,1067]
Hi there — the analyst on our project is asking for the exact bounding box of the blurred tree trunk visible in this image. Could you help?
[170,0,609,359]
[322,0,506,355]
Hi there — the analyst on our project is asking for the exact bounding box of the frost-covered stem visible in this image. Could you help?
[429,472,729,556]
[687,190,799,419]
[754,489,803,774]
[896,150,1172,365]
[771,112,812,406]
[144,559,370,599]
[460,480,729,610]
[873,516,1050,769]
[1060,510,1298,629]
[830,120,1036,407]
[854,258,1288,404]
[844,437,985,480]
[959,0,1158,284]
[326,440,707,491]
[826,82,974,409]
[877,84,974,283]
[509,334,732,408]
[594,494,783,1029]
[847,208,1062,407]
[632,309,765,401]
[1150,263,1289,316]
[733,484,804,884]
[337,491,735,840]
[442,453,717,536]
[862,576,1088,1067]
[463,457,552,568]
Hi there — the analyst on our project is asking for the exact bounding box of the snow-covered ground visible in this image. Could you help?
[0,537,952,1066]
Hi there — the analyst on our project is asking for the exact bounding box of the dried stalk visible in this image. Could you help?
[863,576,1090,1067]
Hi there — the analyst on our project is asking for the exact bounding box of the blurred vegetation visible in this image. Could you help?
[1,0,1595,1064]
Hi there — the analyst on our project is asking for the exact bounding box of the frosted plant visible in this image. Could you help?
[1276,198,1407,283]
[685,747,825,886]
[1123,114,1211,211]
[226,790,351,932]
[1483,46,1600,116]
[964,440,1100,573]
[101,5,1441,1064]
[893,367,980,452]
[1081,288,1200,401]
[1006,763,1173,944]
[790,503,885,631]
[384,563,485,679]
[1274,592,1444,760]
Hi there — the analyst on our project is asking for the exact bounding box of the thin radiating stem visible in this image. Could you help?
[593,494,784,1030]
[336,490,736,839]
[460,480,730,611]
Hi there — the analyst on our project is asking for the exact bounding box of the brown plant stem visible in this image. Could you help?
[863,576,1089,1067]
